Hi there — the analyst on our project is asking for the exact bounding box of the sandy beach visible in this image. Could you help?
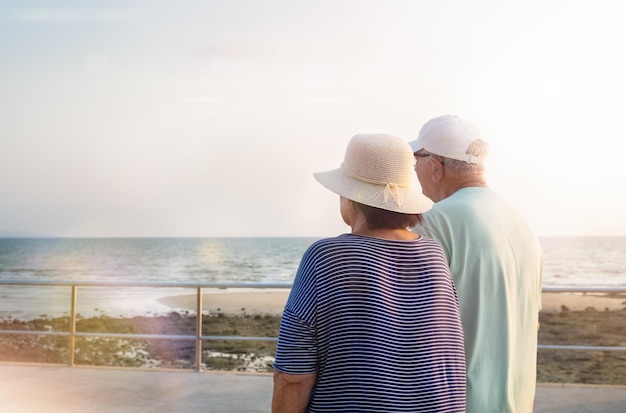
[541,292,626,312]
[158,290,626,315]
[158,290,291,315]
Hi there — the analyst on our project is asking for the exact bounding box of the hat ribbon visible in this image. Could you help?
[341,166,405,207]
[374,182,403,207]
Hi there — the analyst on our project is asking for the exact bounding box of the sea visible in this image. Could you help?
[0,237,624,320]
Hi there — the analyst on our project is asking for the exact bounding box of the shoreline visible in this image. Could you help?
[157,291,626,315]
[157,291,291,315]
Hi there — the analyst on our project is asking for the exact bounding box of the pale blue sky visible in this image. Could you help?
[1,0,625,237]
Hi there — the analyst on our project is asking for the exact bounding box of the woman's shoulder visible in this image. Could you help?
[309,233,444,255]
[305,233,358,251]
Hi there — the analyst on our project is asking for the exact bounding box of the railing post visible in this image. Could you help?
[69,285,77,367]
[196,287,203,372]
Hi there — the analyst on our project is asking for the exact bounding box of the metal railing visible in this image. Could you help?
[0,280,287,371]
[0,281,625,370]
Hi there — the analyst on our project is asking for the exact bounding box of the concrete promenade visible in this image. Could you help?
[1,364,625,413]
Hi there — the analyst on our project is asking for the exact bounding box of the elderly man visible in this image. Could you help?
[410,115,543,413]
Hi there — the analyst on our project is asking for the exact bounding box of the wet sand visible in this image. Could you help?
[158,290,626,315]
[541,292,626,312]
[158,290,290,315]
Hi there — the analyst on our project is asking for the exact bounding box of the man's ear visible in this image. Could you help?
[429,158,445,181]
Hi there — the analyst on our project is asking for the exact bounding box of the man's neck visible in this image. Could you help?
[437,175,488,202]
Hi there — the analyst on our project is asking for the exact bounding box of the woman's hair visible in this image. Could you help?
[353,202,423,230]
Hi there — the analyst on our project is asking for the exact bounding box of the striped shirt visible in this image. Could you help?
[274,233,466,412]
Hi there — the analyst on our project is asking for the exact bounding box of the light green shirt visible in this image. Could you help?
[415,187,543,413]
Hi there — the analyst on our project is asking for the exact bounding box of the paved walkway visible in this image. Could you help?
[1,364,625,412]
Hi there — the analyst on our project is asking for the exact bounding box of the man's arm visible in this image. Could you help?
[271,370,317,413]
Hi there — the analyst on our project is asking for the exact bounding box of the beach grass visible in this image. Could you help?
[0,311,280,372]
[537,306,626,384]
[1,307,625,384]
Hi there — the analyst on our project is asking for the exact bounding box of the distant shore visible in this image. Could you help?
[157,290,626,315]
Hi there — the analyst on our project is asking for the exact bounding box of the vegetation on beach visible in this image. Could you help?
[0,311,279,372]
[538,306,626,385]
[1,306,625,385]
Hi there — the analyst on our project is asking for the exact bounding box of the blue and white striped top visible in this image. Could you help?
[274,233,466,412]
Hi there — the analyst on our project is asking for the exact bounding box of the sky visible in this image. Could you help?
[1,0,625,238]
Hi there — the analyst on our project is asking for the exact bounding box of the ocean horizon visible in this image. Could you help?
[1,236,624,320]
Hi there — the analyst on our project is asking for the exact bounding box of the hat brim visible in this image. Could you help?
[314,168,432,214]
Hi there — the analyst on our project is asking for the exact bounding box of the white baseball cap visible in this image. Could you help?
[409,115,487,164]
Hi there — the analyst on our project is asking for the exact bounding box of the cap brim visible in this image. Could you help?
[408,139,423,153]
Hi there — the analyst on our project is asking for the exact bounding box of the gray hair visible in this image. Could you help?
[440,139,488,177]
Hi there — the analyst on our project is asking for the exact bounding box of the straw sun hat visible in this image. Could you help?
[314,134,432,214]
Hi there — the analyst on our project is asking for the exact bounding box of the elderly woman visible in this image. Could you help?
[272,134,466,413]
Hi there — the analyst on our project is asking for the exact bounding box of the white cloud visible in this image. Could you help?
[301,96,355,103]
[180,96,224,103]
[10,7,136,23]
